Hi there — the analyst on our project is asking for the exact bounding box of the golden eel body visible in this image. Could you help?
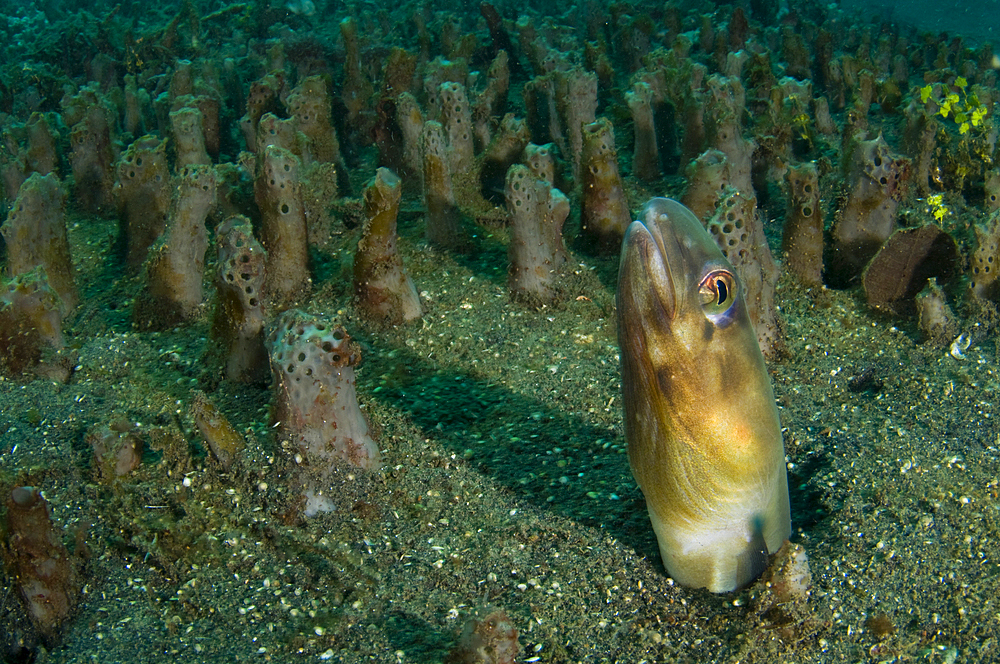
[617,198,790,593]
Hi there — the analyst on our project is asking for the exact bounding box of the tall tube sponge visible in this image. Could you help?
[421,120,464,250]
[580,118,631,249]
[626,81,660,181]
[255,145,311,309]
[212,215,269,384]
[1,172,76,312]
[353,168,422,325]
[113,136,172,272]
[505,164,568,304]
[134,164,217,330]
[62,86,117,213]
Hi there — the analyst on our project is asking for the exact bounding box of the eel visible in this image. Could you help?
[616,197,791,593]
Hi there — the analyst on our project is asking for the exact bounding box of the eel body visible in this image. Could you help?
[616,197,791,593]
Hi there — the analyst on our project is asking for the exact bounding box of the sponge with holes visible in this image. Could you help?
[268,310,380,482]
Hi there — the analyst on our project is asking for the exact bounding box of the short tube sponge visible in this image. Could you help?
[4,486,80,642]
[783,162,824,287]
[268,310,380,514]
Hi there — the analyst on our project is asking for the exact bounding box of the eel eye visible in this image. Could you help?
[698,269,737,316]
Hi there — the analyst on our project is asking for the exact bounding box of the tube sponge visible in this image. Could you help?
[87,423,142,483]
[114,136,172,272]
[580,118,631,249]
[169,106,211,167]
[0,267,67,379]
[286,75,344,166]
[626,81,660,181]
[2,172,77,312]
[472,50,510,150]
[916,278,957,346]
[268,309,380,477]
[439,81,475,173]
[191,390,246,470]
[828,135,910,287]
[134,165,217,329]
[783,162,824,287]
[395,92,425,183]
[505,164,569,304]
[523,142,556,185]
[971,211,1000,303]
[353,168,422,325]
[704,75,754,197]
[66,105,116,212]
[681,149,730,222]
[255,145,311,308]
[707,189,784,359]
[421,120,464,250]
[3,486,80,643]
[212,215,269,383]
[555,67,598,181]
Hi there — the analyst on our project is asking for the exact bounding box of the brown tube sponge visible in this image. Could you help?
[439,81,474,173]
[135,164,217,329]
[87,423,142,483]
[707,189,784,359]
[828,135,910,287]
[0,267,67,379]
[505,164,569,304]
[239,71,285,152]
[395,92,425,183]
[783,162,824,287]
[916,278,957,346]
[971,210,1000,303]
[580,118,631,249]
[3,486,80,643]
[65,105,116,212]
[523,142,556,184]
[472,50,510,150]
[353,168,422,325]
[704,75,754,197]
[191,390,246,470]
[114,136,172,272]
[254,112,300,156]
[268,310,380,513]
[169,105,211,167]
[626,81,660,181]
[421,120,464,250]
[985,169,1000,213]
[212,215,269,384]
[255,145,311,308]
[287,76,344,166]
[555,67,598,182]
[25,112,59,177]
[2,173,77,312]
[682,149,730,222]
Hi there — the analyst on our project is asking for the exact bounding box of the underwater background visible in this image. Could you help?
[1,0,1000,662]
